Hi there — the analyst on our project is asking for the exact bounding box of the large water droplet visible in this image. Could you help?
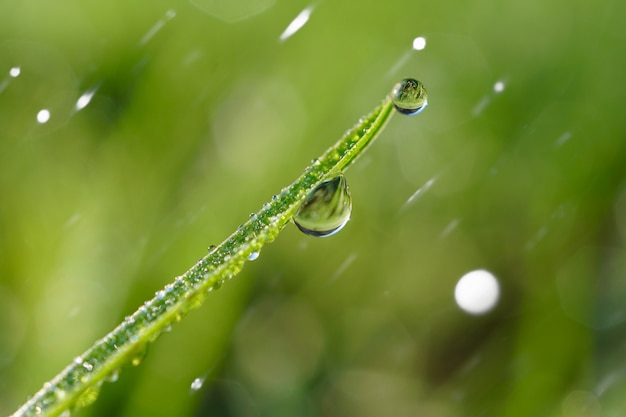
[391,78,428,115]
[293,175,352,237]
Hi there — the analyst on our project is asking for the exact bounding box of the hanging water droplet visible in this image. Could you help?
[130,345,148,367]
[391,78,428,115]
[75,383,102,408]
[293,175,352,237]
[248,251,260,261]
[105,369,120,383]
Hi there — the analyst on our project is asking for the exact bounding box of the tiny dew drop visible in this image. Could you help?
[391,78,428,115]
[248,251,260,261]
[75,383,102,409]
[293,175,352,237]
[130,345,148,367]
[105,369,120,383]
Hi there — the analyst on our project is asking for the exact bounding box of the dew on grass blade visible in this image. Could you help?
[391,78,428,115]
[294,175,352,237]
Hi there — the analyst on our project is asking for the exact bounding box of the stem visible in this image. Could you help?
[10,95,396,417]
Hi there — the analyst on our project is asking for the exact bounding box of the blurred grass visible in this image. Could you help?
[1,0,625,416]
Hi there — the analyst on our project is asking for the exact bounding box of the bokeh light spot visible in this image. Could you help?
[493,80,505,93]
[36,109,50,124]
[412,36,427,51]
[454,269,500,315]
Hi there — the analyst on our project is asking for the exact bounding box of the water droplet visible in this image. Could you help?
[130,345,148,366]
[391,78,428,115]
[75,383,102,408]
[105,369,120,383]
[55,389,67,400]
[190,376,205,391]
[293,175,352,237]
[248,251,260,261]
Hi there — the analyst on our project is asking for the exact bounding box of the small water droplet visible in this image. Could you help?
[190,376,205,391]
[75,383,102,408]
[208,245,216,253]
[293,175,352,237]
[55,389,67,400]
[248,251,260,261]
[130,345,148,366]
[105,369,120,383]
[391,78,428,115]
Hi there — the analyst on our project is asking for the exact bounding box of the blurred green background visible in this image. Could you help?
[1,0,625,416]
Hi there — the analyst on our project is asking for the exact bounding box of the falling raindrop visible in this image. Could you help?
[190,376,205,391]
[279,6,314,41]
[293,175,352,237]
[391,78,428,115]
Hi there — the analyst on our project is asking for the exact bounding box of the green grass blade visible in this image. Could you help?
[10,81,417,417]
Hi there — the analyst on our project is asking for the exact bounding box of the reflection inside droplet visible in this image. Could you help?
[454,269,500,315]
[391,78,428,115]
[294,175,352,237]
[36,109,50,124]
